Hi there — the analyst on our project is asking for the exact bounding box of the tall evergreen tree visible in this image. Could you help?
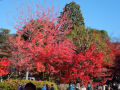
[68,26,89,52]
[58,2,87,52]
[58,1,85,31]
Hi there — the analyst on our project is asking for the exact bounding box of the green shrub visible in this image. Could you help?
[0,79,59,90]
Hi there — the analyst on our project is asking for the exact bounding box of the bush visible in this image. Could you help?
[0,79,58,90]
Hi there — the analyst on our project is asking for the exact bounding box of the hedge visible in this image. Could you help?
[0,79,59,90]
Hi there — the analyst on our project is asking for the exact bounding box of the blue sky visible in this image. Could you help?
[0,0,120,39]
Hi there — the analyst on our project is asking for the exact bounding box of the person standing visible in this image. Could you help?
[42,84,46,90]
[118,83,120,90]
[18,84,23,90]
[98,85,102,90]
[87,82,91,90]
[76,82,80,90]
[46,84,50,90]
[50,84,54,90]
[69,84,75,90]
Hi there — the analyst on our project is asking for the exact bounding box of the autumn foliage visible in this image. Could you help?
[60,44,109,86]
[0,57,10,75]
[0,2,119,88]
[107,42,120,76]
[6,6,111,86]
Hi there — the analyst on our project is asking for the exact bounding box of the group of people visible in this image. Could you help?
[67,81,91,90]
[42,84,55,90]
[18,82,55,90]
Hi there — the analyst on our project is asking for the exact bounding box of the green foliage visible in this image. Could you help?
[68,25,89,52]
[68,26,111,62]
[0,79,59,90]
[100,30,110,41]
[64,1,84,26]
[0,28,10,57]
[0,28,10,43]
[58,1,85,32]
[87,28,111,63]
[88,28,109,41]
[58,1,88,52]
[87,28,109,50]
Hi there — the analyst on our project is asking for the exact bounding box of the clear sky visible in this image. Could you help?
[0,0,120,39]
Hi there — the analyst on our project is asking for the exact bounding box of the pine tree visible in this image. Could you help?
[58,1,85,31]
[58,2,88,52]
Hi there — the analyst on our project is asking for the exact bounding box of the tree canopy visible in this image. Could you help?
[0,1,117,86]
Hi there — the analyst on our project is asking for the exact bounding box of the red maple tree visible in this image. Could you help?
[9,12,74,78]
[0,57,10,75]
[59,44,109,86]
[9,7,109,86]
[107,42,120,77]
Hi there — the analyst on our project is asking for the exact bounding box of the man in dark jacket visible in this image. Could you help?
[50,84,54,90]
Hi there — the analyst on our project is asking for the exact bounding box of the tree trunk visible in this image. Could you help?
[26,68,29,80]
